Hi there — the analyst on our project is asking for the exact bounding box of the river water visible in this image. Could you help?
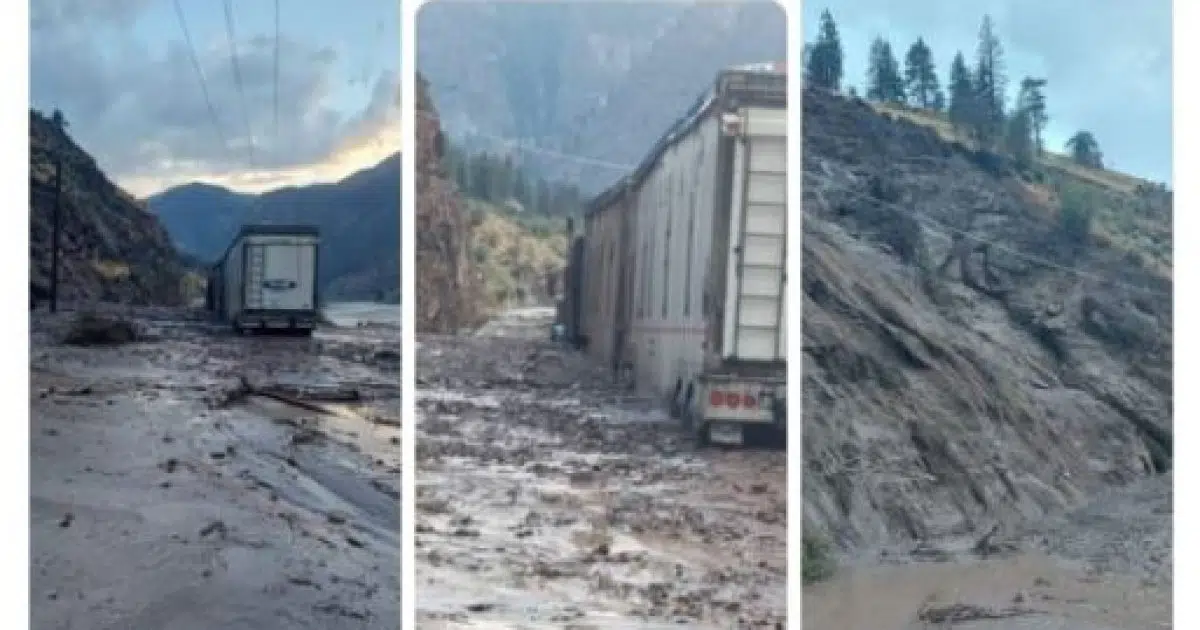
[321,301,401,328]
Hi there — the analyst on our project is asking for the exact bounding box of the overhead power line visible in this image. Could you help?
[273,0,280,161]
[222,0,256,168]
[171,0,227,152]
[802,168,1172,298]
[415,109,634,172]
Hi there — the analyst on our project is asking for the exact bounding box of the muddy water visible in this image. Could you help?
[30,308,401,629]
[414,326,786,628]
[806,469,1172,630]
[804,553,1170,630]
[322,301,402,328]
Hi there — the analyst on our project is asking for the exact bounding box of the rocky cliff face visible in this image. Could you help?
[29,111,185,306]
[801,88,1172,550]
[415,74,484,333]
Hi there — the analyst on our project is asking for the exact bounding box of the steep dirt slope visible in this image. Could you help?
[415,74,485,333]
[801,88,1172,551]
[29,111,186,305]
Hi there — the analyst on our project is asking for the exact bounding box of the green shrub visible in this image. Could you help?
[1057,184,1094,245]
[802,534,836,584]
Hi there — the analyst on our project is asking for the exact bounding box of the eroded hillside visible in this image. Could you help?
[801,88,1172,550]
[29,111,185,305]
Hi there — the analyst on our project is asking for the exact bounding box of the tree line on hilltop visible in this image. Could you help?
[804,9,1104,172]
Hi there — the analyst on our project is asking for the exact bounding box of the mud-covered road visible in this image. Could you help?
[413,313,787,629]
[30,306,401,630]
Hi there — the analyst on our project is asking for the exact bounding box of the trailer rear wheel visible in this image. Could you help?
[669,379,684,418]
[679,383,696,431]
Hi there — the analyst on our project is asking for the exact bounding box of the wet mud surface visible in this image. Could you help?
[804,473,1172,630]
[413,327,786,629]
[30,306,401,630]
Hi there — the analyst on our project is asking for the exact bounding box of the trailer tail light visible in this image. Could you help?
[710,390,758,409]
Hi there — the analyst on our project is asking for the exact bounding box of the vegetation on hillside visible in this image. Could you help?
[440,142,579,312]
[804,9,1172,276]
[29,109,187,306]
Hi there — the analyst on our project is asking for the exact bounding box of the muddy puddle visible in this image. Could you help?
[804,552,1170,630]
[414,329,786,628]
[30,307,401,629]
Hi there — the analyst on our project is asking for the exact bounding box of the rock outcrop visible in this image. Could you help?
[415,74,485,333]
[801,88,1172,550]
[29,110,186,306]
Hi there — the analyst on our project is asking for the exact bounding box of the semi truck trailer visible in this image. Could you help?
[207,225,321,335]
[572,64,787,446]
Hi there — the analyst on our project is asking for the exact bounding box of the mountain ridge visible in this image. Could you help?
[150,153,401,302]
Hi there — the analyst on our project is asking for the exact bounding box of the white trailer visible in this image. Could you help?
[209,225,320,334]
[578,65,787,446]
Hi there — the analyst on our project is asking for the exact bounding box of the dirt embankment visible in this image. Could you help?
[30,308,401,629]
[801,86,1171,550]
[800,87,1171,629]
[30,112,187,306]
[414,325,786,628]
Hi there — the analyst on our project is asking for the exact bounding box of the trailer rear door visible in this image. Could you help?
[721,105,787,362]
[245,239,317,312]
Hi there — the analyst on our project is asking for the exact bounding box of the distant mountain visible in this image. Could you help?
[416,1,787,192]
[29,110,186,306]
[150,155,401,302]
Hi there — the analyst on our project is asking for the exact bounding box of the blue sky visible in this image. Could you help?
[30,0,399,195]
[803,0,1173,184]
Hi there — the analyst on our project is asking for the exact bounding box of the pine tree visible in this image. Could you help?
[51,109,68,131]
[903,38,944,110]
[805,10,844,90]
[1065,131,1103,169]
[1006,109,1035,170]
[972,15,1008,147]
[866,37,905,103]
[947,51,976,136]
[1017,77,1049,154]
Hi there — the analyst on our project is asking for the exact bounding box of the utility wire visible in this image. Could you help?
[420,106,1171,298]
[273,0,280,162]
[802,168,1172,298]
[171,0,227,152]
[222,0,256,168]
[416,109,633,172]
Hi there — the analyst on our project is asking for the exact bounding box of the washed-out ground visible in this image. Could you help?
[414,309,787,628]
[803,473,1172,630]
[30,304,402,630]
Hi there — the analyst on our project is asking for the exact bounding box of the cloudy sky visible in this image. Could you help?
[30,0,399,197]
[803,0,1173,184]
